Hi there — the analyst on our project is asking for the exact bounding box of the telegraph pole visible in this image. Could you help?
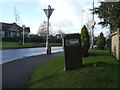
[81,10,84,29]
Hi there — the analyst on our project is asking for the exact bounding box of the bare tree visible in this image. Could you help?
[37,21,47,37]
[14,6,21,24]
[37,21,53,37]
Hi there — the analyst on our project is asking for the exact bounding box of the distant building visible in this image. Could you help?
[0,22,30,38]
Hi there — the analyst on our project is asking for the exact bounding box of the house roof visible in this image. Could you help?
[24,27,30,33]
[0,22,19,31]
[0,22,30,33]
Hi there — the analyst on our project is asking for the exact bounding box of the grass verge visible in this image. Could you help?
[2,42,36,49]
[27,50,119,88]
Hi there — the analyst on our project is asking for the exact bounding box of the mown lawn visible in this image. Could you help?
[27,50,119,88]
[2,42,36,49]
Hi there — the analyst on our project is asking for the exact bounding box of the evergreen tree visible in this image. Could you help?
[97,32,105,50]
[81,25,90,56]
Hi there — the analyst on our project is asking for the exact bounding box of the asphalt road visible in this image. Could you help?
[2,52,63,89]
[2,46,63,64]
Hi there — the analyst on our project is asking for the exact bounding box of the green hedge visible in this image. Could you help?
[2,37,62,43]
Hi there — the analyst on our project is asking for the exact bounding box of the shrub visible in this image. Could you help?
[97,32,105,50]
[81,25,90,56]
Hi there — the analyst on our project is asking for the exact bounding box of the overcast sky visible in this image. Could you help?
[0,0,109,36]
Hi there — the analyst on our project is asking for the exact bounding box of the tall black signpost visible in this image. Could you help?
[44,5,54,55]
[63,33,82,71]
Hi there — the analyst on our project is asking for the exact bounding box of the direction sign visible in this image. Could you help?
[91,20,96,26]
[44,9,54,19]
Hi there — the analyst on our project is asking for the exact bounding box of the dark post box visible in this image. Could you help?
[63,33,82,71]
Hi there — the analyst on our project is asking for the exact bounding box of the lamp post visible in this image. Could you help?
[22,24,25,45]
[81,10,84,29]
[43,5,54,55]
[91,0,95,49]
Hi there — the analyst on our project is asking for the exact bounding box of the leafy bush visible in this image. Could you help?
[97,32,105,50]
[81,25,90,56]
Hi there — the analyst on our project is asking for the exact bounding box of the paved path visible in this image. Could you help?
[2,52,63,89]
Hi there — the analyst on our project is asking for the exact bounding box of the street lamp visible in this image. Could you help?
[43,5,54,55]
[91,0,95,49]
[81,9,90,29]
[81,10,84,29]
[22,24,25,45]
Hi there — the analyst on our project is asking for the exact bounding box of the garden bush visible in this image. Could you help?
[81,25,90,56]
[97,32,105,50]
